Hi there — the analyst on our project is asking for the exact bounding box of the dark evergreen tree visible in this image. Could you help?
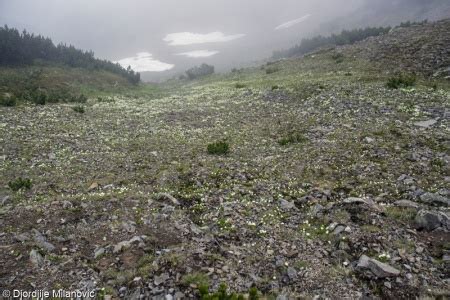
[0,25,140,84]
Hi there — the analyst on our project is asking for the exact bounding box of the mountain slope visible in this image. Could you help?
[0,20,449,299]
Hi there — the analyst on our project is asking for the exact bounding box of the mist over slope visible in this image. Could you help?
[143,0,450,82]
[318,0,450,33]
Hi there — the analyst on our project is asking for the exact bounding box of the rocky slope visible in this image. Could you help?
[337,19,450,78]
[0,20,449,299]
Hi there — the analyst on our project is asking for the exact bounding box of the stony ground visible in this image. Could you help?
[0,21,449,299]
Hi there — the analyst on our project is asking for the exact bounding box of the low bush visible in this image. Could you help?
[8,177,32,191]
[278,132,307,146]
[31,90,47,105]
[72,105,85,113]
[332,53,344,63]
[186,64,215,80]
[234,83,246,89]
[386,74,416,89]
[0,94,17,107]
[207,141,230,155]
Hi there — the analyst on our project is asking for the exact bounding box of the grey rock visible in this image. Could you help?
[94,247,105,259]
[333,225,346,235]
[394,200,420,209]
[310,204,324,216]
[414,119,438,128]
[62,201,73,209]
[29,249,44,268]
[161,205,175,214]
[32,229,55,252]
[156,193,180,206]
[343,197,382,212]
[154,273,169,285]
[165,295,174,300]
[14,233,30,242]
[122,221,136,233]
[357,255,400,278]
[174,292,184,300]
[276,295,288,300]
[113,236,144,253]
[1,195,11,206]
[364,137,375,143]
[419,192,450,207]
[279,199,296,211]
[287,266,297,280]
[414,210,448,231]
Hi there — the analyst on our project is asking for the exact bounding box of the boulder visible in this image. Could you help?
[414,210,449,231]
[357,255,400,278]
[419,193,450,207]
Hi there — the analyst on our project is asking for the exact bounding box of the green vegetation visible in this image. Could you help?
[273,26,390,58]
[386,74,416,89]
[385,207,417,222]
[278,132,307,146]
[234,83,246,89]
[399,20,428,28]
[8,177,32,191]
[198,283,259,300]
[331,53,345,64]
[72,105,85,114]
[207,141,230,155]
[265,66,280,74]
[0,25,140,84]
[182,272,210,287]
[186,64,215,80]
[0,94,16,106]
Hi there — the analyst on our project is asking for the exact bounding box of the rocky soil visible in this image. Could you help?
[0,20,449,299]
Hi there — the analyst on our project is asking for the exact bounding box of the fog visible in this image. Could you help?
[1,0,449,81]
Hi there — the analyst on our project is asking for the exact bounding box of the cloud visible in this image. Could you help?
[176,50,219,58]
[163,31,245,46]
[115,52,174,72]
[275,14,312,30]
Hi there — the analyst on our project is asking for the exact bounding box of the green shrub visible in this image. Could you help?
[386,74,416,89]
[234,83,246,89]
[8,177,32,191]
[0,94,17,107]
[207,141,230,155]
[186,64,215,80]
[278,132,307,146]
[72,105,85,114]
[271,85,280,90]
[31,90,47,105]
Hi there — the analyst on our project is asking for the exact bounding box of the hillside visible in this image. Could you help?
[0,20,449,299]
[319,0,450,32]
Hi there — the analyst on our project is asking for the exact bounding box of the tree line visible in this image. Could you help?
[0,25,140,84]
[273,26,391,59]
